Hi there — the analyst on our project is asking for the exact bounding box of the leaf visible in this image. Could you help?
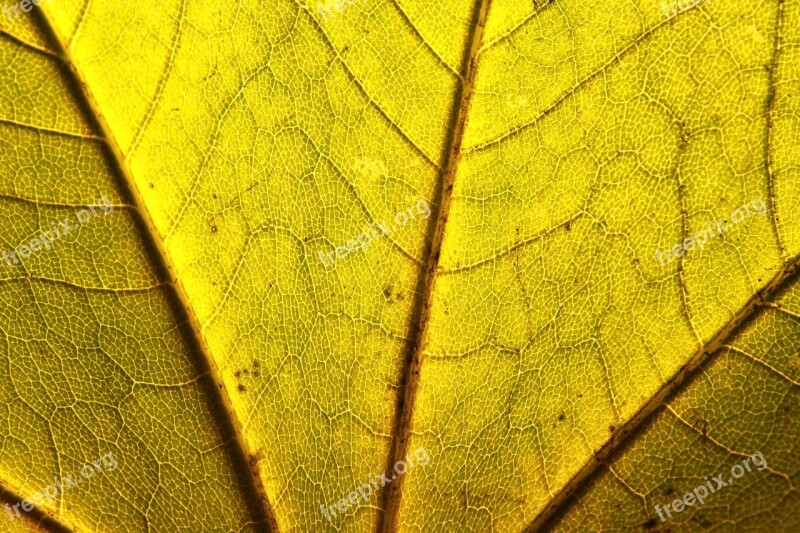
[0,0,798,531]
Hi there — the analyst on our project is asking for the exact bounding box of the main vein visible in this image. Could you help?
[377,1,493,531]
[32,8,280,532]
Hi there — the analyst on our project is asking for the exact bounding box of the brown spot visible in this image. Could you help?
[251,450,266,465]
[565,221,572,232]
[253,360,260,368]
[234,371,241,378]
[665,486,675,496]
[383,286,392,298]
[643,518,657,529]
[609,425,616,433]
[149,183,155,189]
[238,384,246,392]
[557,412,565,422]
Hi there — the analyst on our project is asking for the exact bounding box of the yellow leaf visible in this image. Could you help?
[0,0,798,531]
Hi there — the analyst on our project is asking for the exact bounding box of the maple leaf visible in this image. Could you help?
[0,0,797,531]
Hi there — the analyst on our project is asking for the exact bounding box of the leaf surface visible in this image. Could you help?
[0,0,798,532]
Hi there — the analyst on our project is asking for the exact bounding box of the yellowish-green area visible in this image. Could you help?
[0,5,258,532]
[0,0,798,531]
[553,280,800,531]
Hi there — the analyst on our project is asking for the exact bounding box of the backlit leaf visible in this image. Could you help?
[0,0,798,531]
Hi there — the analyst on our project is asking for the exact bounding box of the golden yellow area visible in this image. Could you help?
[0,0,797,531]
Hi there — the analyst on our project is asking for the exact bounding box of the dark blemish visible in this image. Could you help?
[246,182,259,192]
[253,360,260,368]
[609,425,615,433]
[557,412,565,422]
[211,220,218,234]
[234,371,241,378]
[577,393,583,398]
[251,450,266,465]
[565,221,572,232]
[212,193,218,199]
[149,183,155,189]
[238,384,246,392]
[643,517,657,529]
[784,406,791,414]
[665,486,675,496]
[342,45,349,54]
[253,370,260,378]
[383,285,392,299]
